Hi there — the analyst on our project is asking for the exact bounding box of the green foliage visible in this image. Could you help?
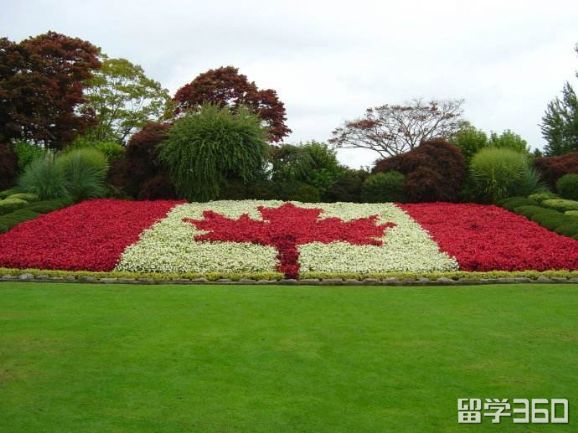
[82,56,171,143]
[470,148,539,202]
[324,169,368,203]
[361,171,406,203]
[0,198,70,233]
[18,155,69,200]
[94,141,125,162]
[515,205,567,231]
[450,122,488,162]
[541,82,578,156]
[488,130,529,153]
[528,191,558,202]
[6,193,38,202]
[55,148,108,202]
[12,141,48,171]
[499,196,538,212]
[276,182,321,203]
[565,210,578,217]
[160,105,268,202]
[0,198,27,215]
[541,198,578,212]
[271,142,343,195]
[556,173,578,200]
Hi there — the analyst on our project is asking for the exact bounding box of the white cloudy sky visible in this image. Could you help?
[2,0,577,167]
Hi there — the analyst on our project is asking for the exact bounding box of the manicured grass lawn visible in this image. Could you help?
[0,283,577,433]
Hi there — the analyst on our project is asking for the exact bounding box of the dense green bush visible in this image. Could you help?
[361,171,406,203]
[566,210,578,217]
[12,141,47,171]
[56,148,108,201]
[542,198,578,212]
[0,198,71,233]
[18,155,69,200]
[556,174,578,200]
[275,182,321,202]
[499,196,539,212]
[160,105,268,202]
[515,205,567,231]
[470,148,539,203]
[94,141,125,162]
[0,143,18,190]
[324,169,368,203]
[6,193,38,202]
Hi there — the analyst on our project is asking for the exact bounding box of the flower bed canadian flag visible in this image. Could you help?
[1,199,578,277]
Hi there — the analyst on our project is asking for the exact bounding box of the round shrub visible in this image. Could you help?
[541,198,578,212]
[361,171,405,203]
[556,174,578,200]
[565,210,578,218]
[56,148,108,202]
[374,139,465,202]
[94,141,125,162]
[499,196,539,212]
[160,105,268,202]
[470,148,537,203]
[6,193,38,202]
[324,169,368,203]
[528,191,558,203]
[0,198,27,215]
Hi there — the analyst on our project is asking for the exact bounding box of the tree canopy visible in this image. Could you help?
[0,32,100,149]
[329,99,463,158]
[82,56,171,143]
[173,66,290,143]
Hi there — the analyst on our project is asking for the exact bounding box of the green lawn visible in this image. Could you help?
[0,283,577,433]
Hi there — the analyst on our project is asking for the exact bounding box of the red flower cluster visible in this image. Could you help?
[399,203,578,271]
[185,203,394,278]
[0,199,178,271]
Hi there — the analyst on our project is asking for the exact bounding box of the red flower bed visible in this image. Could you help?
[399,203,578,271]
[185,202,394,278]
[0,199,178,271]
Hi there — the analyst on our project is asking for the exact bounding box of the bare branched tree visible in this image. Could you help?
[329,99,464,158]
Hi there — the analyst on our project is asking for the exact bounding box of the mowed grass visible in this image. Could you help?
[0,283,577,433]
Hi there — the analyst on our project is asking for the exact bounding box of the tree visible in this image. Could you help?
[0,32,100,149]
[488,129,529,153]
[329,99,463,158]
[82,56,171,143]
[450,121,488,162]
[541,82,578,156]
[173,66,290,142]
[159,105,268,201]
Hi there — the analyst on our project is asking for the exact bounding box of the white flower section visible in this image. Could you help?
[297,202,458,273]
[115,200,281,273]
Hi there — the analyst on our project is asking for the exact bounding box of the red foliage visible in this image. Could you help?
[0,199,178,271]
[399,203,578,271]
[0,143,18,189]
[374,138,466,202]
[185,202,395,278]
[534,152,578,189]
[109,122,175,198]
[0,32,100,148]
[173,66,290,142]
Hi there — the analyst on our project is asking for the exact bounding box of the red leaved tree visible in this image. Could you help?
[0,32,101,148]
[173,66,290,142]
[185,202,395,278]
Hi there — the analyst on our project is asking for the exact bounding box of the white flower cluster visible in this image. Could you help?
[297,202,458,273]
[115,200,458,275]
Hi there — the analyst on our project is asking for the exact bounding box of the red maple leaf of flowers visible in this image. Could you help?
[184,203,396,279]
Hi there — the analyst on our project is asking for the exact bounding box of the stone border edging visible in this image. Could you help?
[2,273,578,286]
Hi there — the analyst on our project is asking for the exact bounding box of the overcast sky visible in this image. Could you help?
[2,0,577,167]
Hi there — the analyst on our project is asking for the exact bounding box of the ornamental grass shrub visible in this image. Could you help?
[56,148,108,202]
[361,171,406,203]
[18,155,69,200]
[556,174,578,200]
[470,148,539,203]
[160,105,268,202]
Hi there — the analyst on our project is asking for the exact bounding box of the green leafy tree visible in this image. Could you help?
[450,121,488,162]
[159,105,268,201]
[82,56,171,143]
[541,82,578,156]
[488,130,529,153]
